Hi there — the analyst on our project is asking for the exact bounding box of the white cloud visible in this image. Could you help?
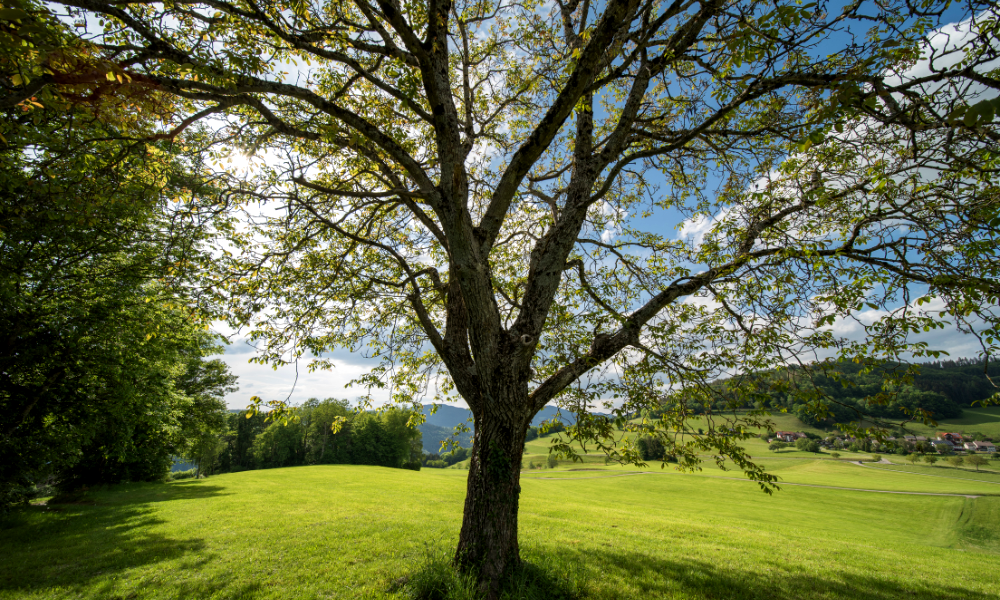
[677,212,721,246]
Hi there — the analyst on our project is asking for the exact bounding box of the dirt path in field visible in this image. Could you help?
[522,470,984,498]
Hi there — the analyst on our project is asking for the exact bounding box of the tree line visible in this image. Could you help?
[647,359,999,429]
[760,360,998,427]
[193,399,424,476]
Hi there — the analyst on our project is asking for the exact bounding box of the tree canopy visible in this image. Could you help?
[14,0,1000,594]
[1,3,236,508]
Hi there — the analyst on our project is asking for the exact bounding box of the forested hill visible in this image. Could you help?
[903,359,1000,407]
[727,359,1000,427]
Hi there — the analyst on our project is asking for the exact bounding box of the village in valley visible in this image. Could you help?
[768,431,998,455]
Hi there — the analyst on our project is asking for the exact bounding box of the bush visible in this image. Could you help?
[425,460,448,469]
[546,453,558,469]
[170,469,197,480]
[636,435,665,460]
[403,460,422,471]
[830,452,841,459]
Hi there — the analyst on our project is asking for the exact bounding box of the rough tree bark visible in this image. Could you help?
[455,391,531,594]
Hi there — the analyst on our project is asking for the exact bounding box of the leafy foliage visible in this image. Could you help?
[27,0,1000,587]
[0,35,230,507]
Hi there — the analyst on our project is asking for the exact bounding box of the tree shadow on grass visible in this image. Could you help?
[549,547,997,600]
[0,482,233,598]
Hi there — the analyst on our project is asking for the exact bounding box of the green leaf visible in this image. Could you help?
[0,8,30,21]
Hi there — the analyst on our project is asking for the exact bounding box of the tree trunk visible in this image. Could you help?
[455,397,529,598]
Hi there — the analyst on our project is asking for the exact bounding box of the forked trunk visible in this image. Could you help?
[455,399,529,598]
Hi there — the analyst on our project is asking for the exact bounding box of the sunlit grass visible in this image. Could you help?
[2,463,999,600]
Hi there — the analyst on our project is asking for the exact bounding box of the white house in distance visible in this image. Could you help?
[774,431,807,443]
[964,441,997,453]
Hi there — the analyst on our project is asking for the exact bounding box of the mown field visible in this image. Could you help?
[2,458,999,600]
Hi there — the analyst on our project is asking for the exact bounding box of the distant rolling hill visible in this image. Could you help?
[417,404,604,453]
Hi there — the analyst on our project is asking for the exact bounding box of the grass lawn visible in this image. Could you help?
[864,462,1000,483]
[2,464,999,600]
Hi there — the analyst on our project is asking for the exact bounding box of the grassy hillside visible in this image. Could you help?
[892,406,1000,438]
[2,462,999,600]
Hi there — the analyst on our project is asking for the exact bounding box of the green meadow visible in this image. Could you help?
[3,458,999,600]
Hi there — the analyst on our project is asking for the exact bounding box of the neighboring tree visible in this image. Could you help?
[907,454,922,466]
[546,453,558,469]
[947,455,965,468]
[216,410,269,472]
[251,418,307,469]
[188,433,225,479]
[51,306,236,490]
[43,0,1000,591]
[768,441,788,453]
[965,454,989,472]
[637,435,666,461]
[923,455,939,466]
[181,355,239,478]
[829,452,840,460]
[302,398,354,464]
[0,56,222,506]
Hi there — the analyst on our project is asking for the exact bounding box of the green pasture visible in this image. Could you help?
[520,456,1000,495]
[2,461,999,600]
[892,407,1000,438]
[863,462,1000,483]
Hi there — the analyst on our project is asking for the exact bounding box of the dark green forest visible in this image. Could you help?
[667,358,1000,427]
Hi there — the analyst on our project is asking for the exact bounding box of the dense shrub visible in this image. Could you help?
[171,469,197,480]
[637,435,665,461]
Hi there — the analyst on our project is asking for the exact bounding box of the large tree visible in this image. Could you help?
[1,1,235,507]
[34,0,1000,593]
